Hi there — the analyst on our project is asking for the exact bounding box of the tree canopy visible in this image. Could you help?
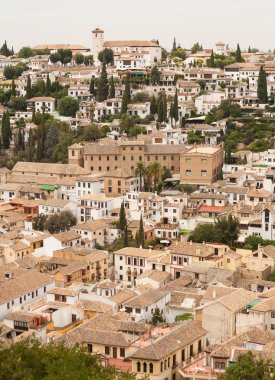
[44,210,77,234]
[218,351,270,380]
[57,96,80,117]
[0,338,135,380]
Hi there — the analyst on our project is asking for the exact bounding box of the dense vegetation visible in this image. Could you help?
[0,339,135,380]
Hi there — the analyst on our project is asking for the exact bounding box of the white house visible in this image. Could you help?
[27,97,56,113]
[0,272,54,320]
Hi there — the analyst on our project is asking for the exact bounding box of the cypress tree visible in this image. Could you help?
[45,73,51,96]
[109,76,115,98]
[121,73,131,115]
[150,95,157,115]
[1,111,12,149]
[169,101,174,124]
[173,89,179,123]
[139,215,145,248]
[135,231,140,247]
[157,94,164,122]
[235,43,243,62]
[96,63,109,102]
[89,78,96,96]
[36,113,46,161]
[11,78,16,96]
[119,201,126,230]
[123,222,129,248]
[18,127,24,151]
[27,128,35,161]
[209,50,215,67]
[172,37,177,51]
[248,46,251,53]
[26,74,32,99]
[162,93,167,123]
[257,66,268,103]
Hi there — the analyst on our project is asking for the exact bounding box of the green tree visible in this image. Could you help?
[27,127,35,161]
[109,75,115,98]
[172,37,177,51]
[138,214,145,248]
[215,215,240,247]
[82,124,100,141]
[257,66,268,103]
[44,121,60,159]
[124,222,129,247]
[134,161,147,191]
[0,338,135,380]
[0,40,13,56]
[150,65,161,85]
[18,46,34,58]
[57,96,79,117]
[151,307,164,325]
[175,313,193,322]
[11,78,16,96]
[33,214,47,231]
[36,123,46,161]
[97,63,109,102]
[173,89,179,123]
[84,54,94,66]
[171,48,187,61]
[191,42,202,54]
[89,78,96,96]
[45,210,77,234]
[157,93,164,122]
[135,231,140,247]
[244,235,265,250]
[208,49,215,67]
[188,224,217,243]
[74,53,84,65]
[98,48,114,64]
[1,111,12,149]
[26,74,32,99]
[119,201,127,230]
[49,51,62,64]
[150,95,157,115]
[45,73,51,96]
[235,43,243,62]
[147,161,163,188]
[121,73,131,115]
[219,351,270,380]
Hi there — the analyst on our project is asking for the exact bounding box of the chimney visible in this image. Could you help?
[190,240,192,245]
[140,245,143,249]
[213,290,216,299]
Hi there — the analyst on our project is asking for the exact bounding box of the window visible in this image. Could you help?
[143,362,147,373]
[271,324,275,330]
[201,170,207,177]
[215,362,226,369]
[185,170,191,176]
[201,159,207,164]
[186,158,191,163]
[120,348,125,357]
[7,302,10,310]
[181,349,185,361]
[137,362,141,372]
[105,346,110,355]
[149,363,153,373]
[271,312,275,318]
[87,344,93,353]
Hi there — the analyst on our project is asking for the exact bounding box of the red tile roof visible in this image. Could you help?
[198,205,224,213]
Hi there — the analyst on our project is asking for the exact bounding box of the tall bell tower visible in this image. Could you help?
[92,27,104,66]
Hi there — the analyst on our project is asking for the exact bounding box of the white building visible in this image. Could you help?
[27,97,56,113]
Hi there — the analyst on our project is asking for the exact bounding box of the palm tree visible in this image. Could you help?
[134,161,147,191]
[147,161,163,189]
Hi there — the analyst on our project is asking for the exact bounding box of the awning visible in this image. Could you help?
[39,185,57,191]
[247,299,262,309]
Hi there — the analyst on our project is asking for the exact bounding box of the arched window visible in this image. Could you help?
[137,362,141,372]
[149,363,154,374]
[160,361,163,372]
[143,362,147,373]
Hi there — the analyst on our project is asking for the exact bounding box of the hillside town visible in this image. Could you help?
[0,21,275,380]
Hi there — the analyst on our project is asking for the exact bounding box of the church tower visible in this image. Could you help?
[92,27,104,66]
